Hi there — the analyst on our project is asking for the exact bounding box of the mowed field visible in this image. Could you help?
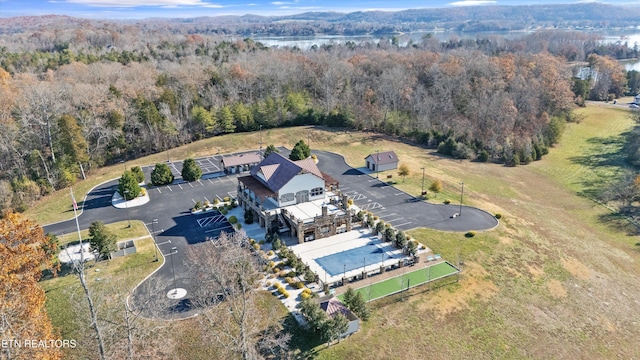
[35,103,640,359]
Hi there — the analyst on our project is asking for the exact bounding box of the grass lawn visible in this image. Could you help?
[41,235,161,359]
[54,220,148,247]
[35,103,640,359]
[337,262,459,302]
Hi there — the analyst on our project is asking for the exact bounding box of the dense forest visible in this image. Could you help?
[0,14,632,215]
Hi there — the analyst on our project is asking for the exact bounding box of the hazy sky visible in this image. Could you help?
[1,0,639,19]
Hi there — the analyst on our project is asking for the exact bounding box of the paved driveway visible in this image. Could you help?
[44,149,497,319]
[314,150,498,232]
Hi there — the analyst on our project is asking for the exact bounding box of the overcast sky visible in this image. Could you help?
[1,0,639,19]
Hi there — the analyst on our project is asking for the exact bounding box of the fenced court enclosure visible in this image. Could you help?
[290,228,460,300]
[337,261,459,302]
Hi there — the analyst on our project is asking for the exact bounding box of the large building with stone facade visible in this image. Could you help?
[237,152,352,243]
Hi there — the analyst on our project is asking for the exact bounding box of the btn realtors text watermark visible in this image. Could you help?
[1,339,77,349]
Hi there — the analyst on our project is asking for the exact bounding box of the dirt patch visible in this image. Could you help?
[546,279,567,298]
[527,264,544,280]
[417,261,498,320]
[561,257,592,281]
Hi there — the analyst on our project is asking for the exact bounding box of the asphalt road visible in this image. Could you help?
[44,149,497,319]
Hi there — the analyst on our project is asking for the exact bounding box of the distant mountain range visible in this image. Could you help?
[1,3,640,36]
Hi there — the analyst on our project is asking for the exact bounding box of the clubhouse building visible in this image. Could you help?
[237,152,353,243]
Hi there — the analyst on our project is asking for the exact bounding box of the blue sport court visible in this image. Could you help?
[314,240,400,276]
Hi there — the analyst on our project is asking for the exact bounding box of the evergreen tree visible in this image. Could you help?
[151,163,174,186]
[289,140,310,161]
[218,105,236,133]
[88,221,117,260]
[57,114,89,166]
[264,144,279,158]
[130,166,145,183]
[181,158,202,181]
[118,170,141,200]
[349,292,370,321]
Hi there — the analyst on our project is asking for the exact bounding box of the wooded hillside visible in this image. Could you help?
[0,16,629,215]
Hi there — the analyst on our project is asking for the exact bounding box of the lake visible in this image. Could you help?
[246,30,640,71]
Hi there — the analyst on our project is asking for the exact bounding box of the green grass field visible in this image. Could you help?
[337,262,459,302]
[54,220,148,247]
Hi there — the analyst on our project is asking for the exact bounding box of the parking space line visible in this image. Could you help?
[166,185,173,192]
[385,217,403,223]
[394,192,404,196]
[205,225,234,233]
[203,196,210,203]
[394,221,412,228]
[188,182,194,188]
[177,183,183,190]
[198,180,204,186]
[216,194,223,200]
[157,188,161,193]
[192,199,197,204]
[208,179,214,184]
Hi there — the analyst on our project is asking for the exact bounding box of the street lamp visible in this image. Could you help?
[259,124,263,158]
[376,149,380,179]
[459,182,464,216]
[151,219,159,262]
[170,246,178,296]
[421,167,426,197]
[343,263,346,284]
[123,190,131,228]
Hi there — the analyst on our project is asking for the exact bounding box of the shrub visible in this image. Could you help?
[295,282,305,289]
[194,201,202,210]
[347,198,354,207]
[231,199,238,208]
[300,292,312,300]
[444,199,451,204]
[244,210,254,224]
[226,204,233,210]
[385,223,391,228]
[259,240,265,245]
[285,277,294,284]
[278,287,287,295]
[221,208,228,215]
[203,200,210,207]
[140,188,147,196]
[118,170,142,200]
[283,292,290,298]
[228,215,238,224]
[265,281,272,287]
[495,213,503,219]
[465,231,477,238]
[213,198,220,205]
[252,242,259,250]
[273,267,280,274]
[223,196,231,202]
[267,250,274,257]
[303,288,313,295]
[373,216,379,221]
[268,260,275,267]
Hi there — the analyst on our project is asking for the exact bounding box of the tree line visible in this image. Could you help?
[0,24,631,215]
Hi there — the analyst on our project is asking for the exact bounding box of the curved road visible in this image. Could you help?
[44,150,497,319]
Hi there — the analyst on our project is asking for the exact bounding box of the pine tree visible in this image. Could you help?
[181,158,202,181]
[118,170,142,200]
[151,163,174,186]
[289,140,310,161]
[89,221,117,260]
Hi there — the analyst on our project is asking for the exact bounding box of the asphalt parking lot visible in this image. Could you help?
[44,148,497,319]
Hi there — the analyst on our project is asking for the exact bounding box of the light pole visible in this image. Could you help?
[170,246,178,296]
[459,182,464,216]
[259,124,263,158]
[363,257,366,278]
[421,167,426,197]
[343,263,346,284]
[151,219,159,262]
[123,190,131,228]
[376,149,379,179]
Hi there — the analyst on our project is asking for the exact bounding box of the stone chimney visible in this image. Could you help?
[322,206,328,217]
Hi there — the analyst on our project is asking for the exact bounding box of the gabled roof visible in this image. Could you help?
[365,151,399,165]
[320,296,351,318]
[250,152,324,192]
[221,152,261,167]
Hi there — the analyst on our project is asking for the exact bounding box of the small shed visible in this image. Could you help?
[365,151,399,172]
[319,295,360,338]
[634,94,640,104]
[222,153,261,174]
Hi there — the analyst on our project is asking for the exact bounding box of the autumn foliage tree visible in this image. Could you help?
[0,213,61,360]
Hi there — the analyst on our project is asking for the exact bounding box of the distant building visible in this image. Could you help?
[222,152,261,174]
[318,295,360,338]
[364,151,399,172]
[237,152,351,243]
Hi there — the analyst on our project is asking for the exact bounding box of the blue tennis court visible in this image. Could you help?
[315,240,400,276]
